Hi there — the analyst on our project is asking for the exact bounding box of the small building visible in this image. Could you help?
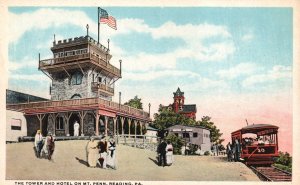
[166,125,211,154]
[145,125,158,143]
[162,87,197,120]
[6,89,48,142]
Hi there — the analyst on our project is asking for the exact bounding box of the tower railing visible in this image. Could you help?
[39,53,121,77]
[91,82,114,95]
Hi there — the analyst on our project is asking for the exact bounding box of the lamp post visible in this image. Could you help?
[86,24,89,37]
[148,103,151,117]
[182,128,187,155]
[119,92,121,110]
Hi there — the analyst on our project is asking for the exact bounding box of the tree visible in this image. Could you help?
[124,95,143,110]
[165,133,184,155]
[195,116,223,144]
[152,108,224,146]
[151,108,195,130]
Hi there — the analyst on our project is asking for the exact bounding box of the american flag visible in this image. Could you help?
[100,16,117,30]
[99,8,108,19]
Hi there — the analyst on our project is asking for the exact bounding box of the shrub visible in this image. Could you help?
[165,133,184,155]
[274,163,292,173]
[276,152,292,167]
[188,143,199,155]
[204,151,210,156]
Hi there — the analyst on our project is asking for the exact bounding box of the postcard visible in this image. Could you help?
[1,1,299,185]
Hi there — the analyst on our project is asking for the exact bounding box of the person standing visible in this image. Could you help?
[74,121,80,136]
[158,139,167,167]
[234,139,241,162]
[98,137,108,169]
[46,132,55,160]
[212,144,217,156]
[107,138,117,169]
[226,142,232,161]
[87,137,99,168]
[34,130,43,158]
[166,141,174,166]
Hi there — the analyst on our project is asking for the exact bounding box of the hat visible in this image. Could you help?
[37,130,41,133]
[109,137,115,143]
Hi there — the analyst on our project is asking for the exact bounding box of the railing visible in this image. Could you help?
[91,82,114,95]
[116,134,158,151]
[39,53,121,77]
[6,97,150,120]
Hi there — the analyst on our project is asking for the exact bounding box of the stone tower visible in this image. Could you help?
[173,87,185,112]
[39,35,121,101]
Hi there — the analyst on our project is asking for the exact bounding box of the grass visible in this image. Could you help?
[273,163,292,173]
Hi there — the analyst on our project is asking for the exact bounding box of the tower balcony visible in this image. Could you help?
[39,52,121,78]
[91,82,114,96]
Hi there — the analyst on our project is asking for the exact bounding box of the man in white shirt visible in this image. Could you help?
[34,130,43,158]
[74,121,80,136]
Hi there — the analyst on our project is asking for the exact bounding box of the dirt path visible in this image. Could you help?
[6,140,259,181]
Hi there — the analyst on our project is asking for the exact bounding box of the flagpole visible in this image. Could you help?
[98,7,100,44]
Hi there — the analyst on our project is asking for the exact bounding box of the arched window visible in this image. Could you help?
[71,72,83,85]
[71,94,82,99]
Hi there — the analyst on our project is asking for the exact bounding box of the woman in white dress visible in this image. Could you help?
[87,137,99,168]
[166,141,174,166]
[34,130,44,158]
[106,138,117,169]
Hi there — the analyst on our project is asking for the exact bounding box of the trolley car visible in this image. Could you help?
[231,124,279,165]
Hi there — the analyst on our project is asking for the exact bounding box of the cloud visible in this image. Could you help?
[217,62,259,79]
[151,21,231,41]
[8,73,50,82]
[242,65,292,87]
[117,18,151,35]
[124,69,200,82]
[181,78,229,91]
[121,52,177,72]
[120,20,235,62]
[9,8,96,44]
[8,58,38,71]
[36,34,64,50]
[241,33,254,42]
[9,8,236,75]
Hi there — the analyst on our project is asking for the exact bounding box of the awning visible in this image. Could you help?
[98,109,116,117]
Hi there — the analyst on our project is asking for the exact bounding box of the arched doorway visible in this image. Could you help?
[55,114,65,136]
[107,117,114,136]
[41,114,49,136]
[124,118,129,134]
[69,113,80,136]
[99,116,105,136]
[117,117,122,135]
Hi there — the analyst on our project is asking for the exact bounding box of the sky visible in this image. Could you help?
[8,7,292,153]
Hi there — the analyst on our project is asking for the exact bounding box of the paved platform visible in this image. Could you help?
[6,140,260,181]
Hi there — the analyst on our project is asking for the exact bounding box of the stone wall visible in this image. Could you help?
[46,115,55,136]
[25,115,41,137]
[51,69,113,101]
[83,113,95,136]
[51,71,89,100]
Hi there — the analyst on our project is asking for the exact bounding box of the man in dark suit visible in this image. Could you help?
[157,139,167,167]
